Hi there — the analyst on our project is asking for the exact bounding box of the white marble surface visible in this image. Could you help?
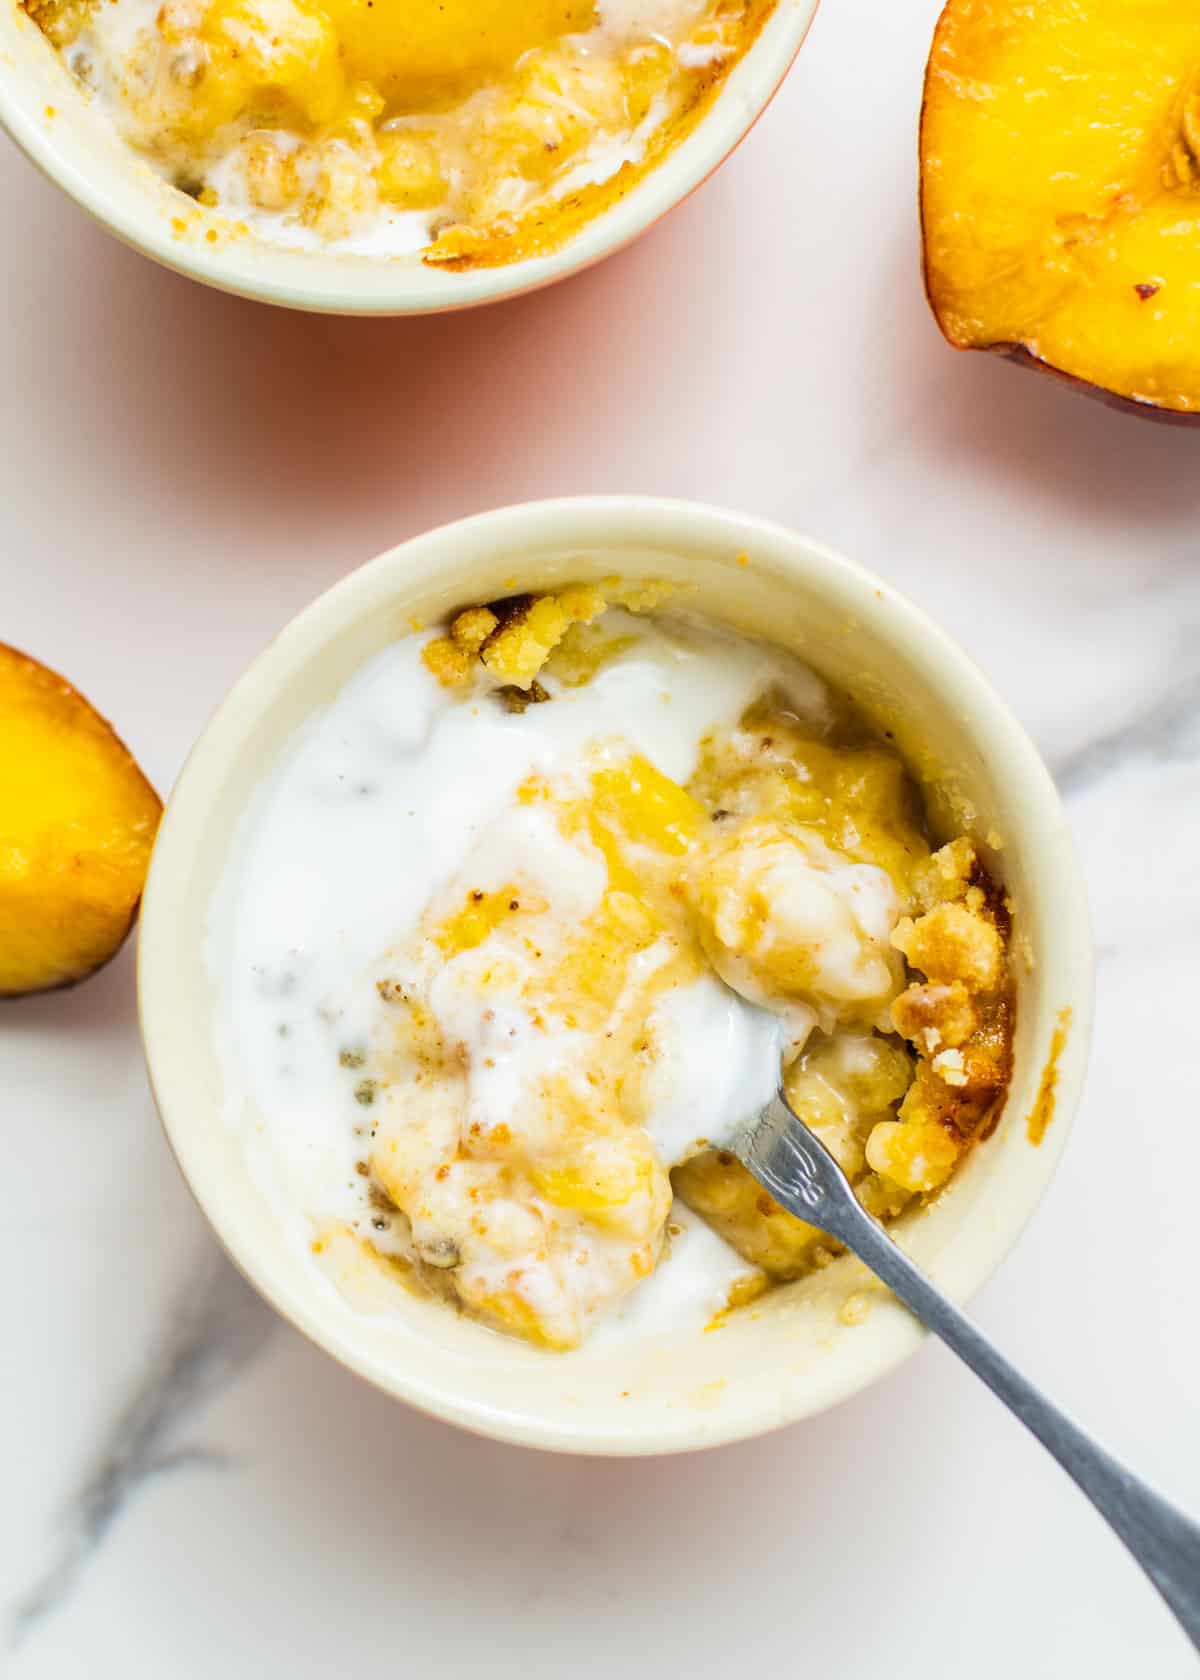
[3,0,1200,1671]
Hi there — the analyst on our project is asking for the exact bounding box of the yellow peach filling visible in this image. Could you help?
[31,0,775,267]
[346,598,1015,1348]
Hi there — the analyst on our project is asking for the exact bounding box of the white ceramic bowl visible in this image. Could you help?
[0,1,818,314]
[139,498,1093,1453]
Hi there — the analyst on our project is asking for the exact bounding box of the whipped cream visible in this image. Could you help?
[207,611,834,1338]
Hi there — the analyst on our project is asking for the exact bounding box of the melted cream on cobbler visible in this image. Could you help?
[208,593,1013,1350]
[27,0,771,262]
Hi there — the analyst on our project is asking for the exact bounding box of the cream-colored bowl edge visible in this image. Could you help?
[0,0,818,314]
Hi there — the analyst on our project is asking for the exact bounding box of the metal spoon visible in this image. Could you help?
[735,1087,1200,1652]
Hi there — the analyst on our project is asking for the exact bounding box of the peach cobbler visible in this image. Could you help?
[25,0,775,264]
[210,583,1014,1350]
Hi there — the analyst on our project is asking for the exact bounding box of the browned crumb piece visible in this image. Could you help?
[420,581,673,692]
[450,606,499,653]
[479,588,605,687]
[421,635,474,688]
[420,603,502,688]
[864,1110,961,1196]
[892,898,1004,992]
[912,834,976,909]
[877,839,1014,1194]
[480,601,565,686]
[495,680,550,714]
[890,979,978,1053]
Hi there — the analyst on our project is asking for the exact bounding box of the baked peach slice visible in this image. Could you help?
[0,646,161,997]
[920,0,1200,418]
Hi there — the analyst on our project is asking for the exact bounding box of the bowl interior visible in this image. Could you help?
[0,0,816,313]
[139,500,1092,1452]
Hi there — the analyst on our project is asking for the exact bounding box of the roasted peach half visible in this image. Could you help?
[0,645,161,997]
[920,0,1200,418]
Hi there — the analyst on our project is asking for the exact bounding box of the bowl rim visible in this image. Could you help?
[138,496,1095,1454]
[0,0,818,315]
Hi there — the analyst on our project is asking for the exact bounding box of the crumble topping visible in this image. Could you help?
[344,589,1017,1340]
[225,587,1017,1349]
[27,0,776,267]
[422,580,677,690]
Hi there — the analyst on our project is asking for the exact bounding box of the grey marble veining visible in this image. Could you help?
[1053,665,1200,798]
[9,1255,276,1648]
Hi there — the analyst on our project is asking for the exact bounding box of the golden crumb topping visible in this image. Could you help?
[674,828,1013,1263]
[890,980,978,1052]
[892,898,1004,993]
[422,580,676,691]
[331,599,1017,1345]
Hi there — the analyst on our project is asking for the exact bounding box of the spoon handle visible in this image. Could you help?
[840,1209,1200,1652]
[739,1097,1200,1652]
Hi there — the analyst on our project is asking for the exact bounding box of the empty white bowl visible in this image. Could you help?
[138,498,1093,1452]
[0,1,818,313]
